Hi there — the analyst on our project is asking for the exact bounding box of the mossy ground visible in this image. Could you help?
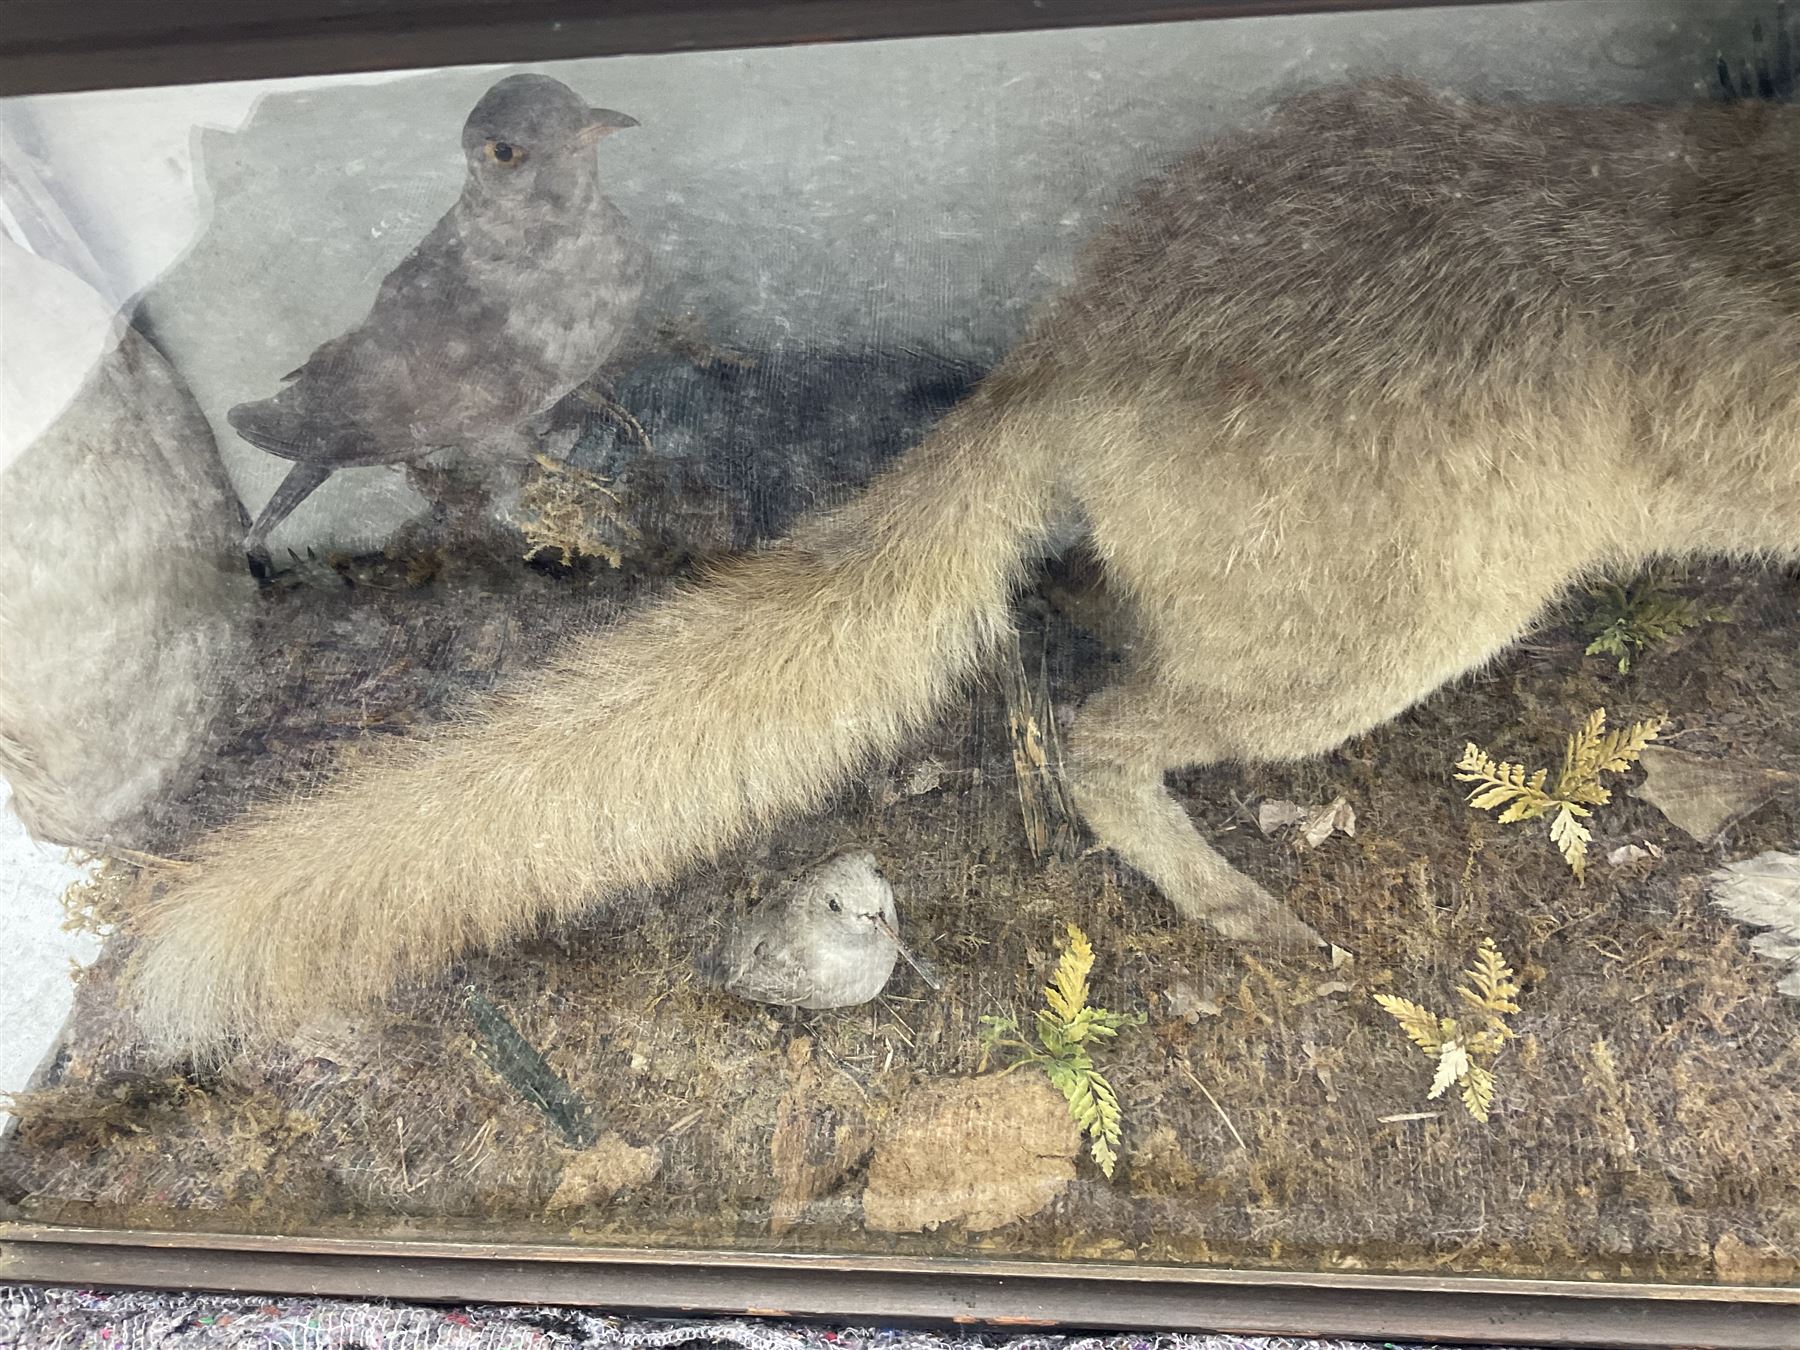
[3,535,1796,1288]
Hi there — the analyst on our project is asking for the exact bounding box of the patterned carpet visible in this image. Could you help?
[0,1285,1455,1350]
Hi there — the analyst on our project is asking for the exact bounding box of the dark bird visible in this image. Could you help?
[229,73,649,558]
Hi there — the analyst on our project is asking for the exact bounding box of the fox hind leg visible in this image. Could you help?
[1064,675,1324,948]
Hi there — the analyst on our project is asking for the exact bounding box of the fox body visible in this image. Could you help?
[131,81,1800,1053]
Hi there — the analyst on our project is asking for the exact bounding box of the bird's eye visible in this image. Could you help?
[828,898,842,913]
[486,140,526,166]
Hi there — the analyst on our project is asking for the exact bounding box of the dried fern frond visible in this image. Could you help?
[1458,710,1660,879]
[1591,717,1663,777]
[1550,805,1593,878]
[1373,995,1446,1055]
[1460,1064,1497,1122]
[1083,1070,1125,1177]
[1457,937,1523,1018]
[1379,938,1521,1123]
[1455,746,1558,823]
[1429,1041,1470,1100]
[1555,707,1661,806]
[1044,924,1094,1024]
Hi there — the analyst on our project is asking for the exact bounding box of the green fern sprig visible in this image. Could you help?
[1584,577,1726,673]
[980,923,1145,1178]
[1456,708,1661,878]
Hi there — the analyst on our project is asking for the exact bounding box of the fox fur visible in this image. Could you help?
[129,80,1800,1054]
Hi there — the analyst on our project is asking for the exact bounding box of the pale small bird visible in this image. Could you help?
[700,850,934,1010]
[229,72,649,560]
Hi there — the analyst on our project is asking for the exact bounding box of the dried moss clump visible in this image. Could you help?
[515,453,635,568]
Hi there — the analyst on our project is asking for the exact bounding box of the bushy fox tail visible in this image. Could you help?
[130,375,1064,1054]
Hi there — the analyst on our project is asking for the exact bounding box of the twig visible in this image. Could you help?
[661,1107,706,1139]
[1178,1057,1248,1153]
[575,386,654,457]
[999,628,1078,863]
[104,847,194,872]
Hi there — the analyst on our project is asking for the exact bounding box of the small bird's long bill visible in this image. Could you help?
[875,914,942,991]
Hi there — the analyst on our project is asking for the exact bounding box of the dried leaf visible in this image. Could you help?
[1709,850,1800,997]
[1296,795,1357,849]
[1164,978,1221,1023]
[903,757,945,797]
[1634,747,1796,843]
[1257,799,1307,835]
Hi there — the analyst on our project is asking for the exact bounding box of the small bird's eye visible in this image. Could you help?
[828,898,842,913]
[486,140,525,166]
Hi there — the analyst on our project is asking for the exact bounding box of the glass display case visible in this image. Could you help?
[1,1,1797,1341]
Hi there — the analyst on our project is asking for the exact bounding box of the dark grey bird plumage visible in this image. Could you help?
[230,73,649,556]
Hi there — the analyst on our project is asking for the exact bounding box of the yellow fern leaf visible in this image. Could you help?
[1576,706,1608,749]
[1553,708,1604,800]
[1595,717,1662,774]
[1496,778,1555,823]
[1374,994,1446,1055]
[1461,1063,1496,1122]
[1088,1070,1124,1178]
[1457,938,1522,1016]
[1090,1134,1119,1178]
[1454,743,1490,775]
[1549,805,1591,879]
[1429,1041,1470,1100]
[1458,749,1555,822]
[1044,923,1094,1022]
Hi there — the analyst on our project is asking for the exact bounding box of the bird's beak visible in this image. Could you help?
[874,914,942,992]
[577,108,639,146]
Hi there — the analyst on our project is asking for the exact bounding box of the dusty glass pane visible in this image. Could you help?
[1,0,1797,1291]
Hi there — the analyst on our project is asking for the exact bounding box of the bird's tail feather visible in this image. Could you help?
[243,461,333,554]
[128,374,1062,1055]
[226,400,306,459]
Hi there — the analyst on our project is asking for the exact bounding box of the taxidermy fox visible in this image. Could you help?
[130,80,1800,1054]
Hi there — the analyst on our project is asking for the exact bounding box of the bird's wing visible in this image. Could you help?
[238,219,533,458]
[273,219,463,385]
[280,331,353,383]
[721,949,815,1008]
